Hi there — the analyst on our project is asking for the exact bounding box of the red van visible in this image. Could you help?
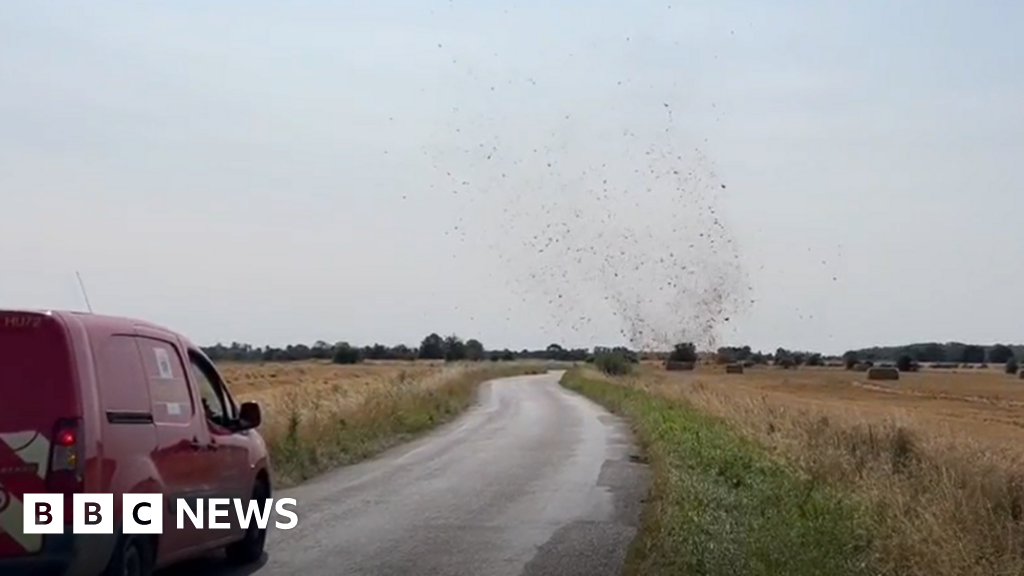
[0,309,272,576]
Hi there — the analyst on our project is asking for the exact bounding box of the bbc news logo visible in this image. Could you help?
[22,494,298,534]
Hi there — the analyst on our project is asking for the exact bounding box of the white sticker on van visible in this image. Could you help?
[154,348,174,379]
[166,403,182,416]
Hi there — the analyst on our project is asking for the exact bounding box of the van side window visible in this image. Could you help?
[135,337,194,424]
[96,335,151,413]
[187,352,234,429]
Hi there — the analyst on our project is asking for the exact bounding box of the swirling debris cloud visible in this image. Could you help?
[432,98,751,353]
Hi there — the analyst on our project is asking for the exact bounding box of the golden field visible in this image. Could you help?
[633,363,1024,445]
[219,360,445,438]
[220,359,445,399]
[605,363,1024,576]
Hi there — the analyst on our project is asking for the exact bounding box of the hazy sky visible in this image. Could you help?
[2,1,1021,354]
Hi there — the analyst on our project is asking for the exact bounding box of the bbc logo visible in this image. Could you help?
[24,494,164,535]
[23,494,299,535]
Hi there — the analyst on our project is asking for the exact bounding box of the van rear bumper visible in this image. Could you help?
[0,532,116,576]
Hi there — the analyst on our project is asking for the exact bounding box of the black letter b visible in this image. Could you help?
[85,502,102,525]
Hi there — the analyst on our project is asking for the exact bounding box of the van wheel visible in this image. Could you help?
[226,480,270,565]
[103,535,153,576]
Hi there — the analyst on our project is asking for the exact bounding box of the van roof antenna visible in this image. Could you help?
[75,271,94,313]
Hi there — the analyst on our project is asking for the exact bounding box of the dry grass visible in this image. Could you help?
[219,360,549,487]
[609,364,1024,576]
[222,360,442,439]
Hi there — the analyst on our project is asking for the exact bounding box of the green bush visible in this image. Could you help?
[595,351,633,376]
[1007,358,1019,375]
[332,342,363,364]
[897,354,916,372]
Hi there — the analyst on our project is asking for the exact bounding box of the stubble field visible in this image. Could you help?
[640,363,1024,446]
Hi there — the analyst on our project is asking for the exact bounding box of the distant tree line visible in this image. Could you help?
[710,342,1023,369]
[200,336,592,365]
[711,346,828,367]
[201,337,1022,372]
[843,342,1022,365]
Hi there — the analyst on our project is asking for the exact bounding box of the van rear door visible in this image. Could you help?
[0,311,79,559]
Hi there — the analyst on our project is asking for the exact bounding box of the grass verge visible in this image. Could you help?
[560,368,875,576]
[266,363,549,487]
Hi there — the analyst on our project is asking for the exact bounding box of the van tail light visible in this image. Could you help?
[46,418,84,495]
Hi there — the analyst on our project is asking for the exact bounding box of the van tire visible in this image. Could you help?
[225,480,270,565]
[103,535,153,576]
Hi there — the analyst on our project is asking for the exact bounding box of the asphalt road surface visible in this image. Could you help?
[163,370,649,576]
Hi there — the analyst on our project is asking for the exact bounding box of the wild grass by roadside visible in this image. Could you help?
[561,368,875,576]
[236,362,550,487]
[634,366,1024,576]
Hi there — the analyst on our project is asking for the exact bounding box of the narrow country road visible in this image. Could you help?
[163,370,649,576]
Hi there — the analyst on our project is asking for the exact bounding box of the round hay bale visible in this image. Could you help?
[725,363,744,374]
[665,360,695,372]
[1019,369,1024,380]
[867,366,900,381]
[853,362,871,372]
